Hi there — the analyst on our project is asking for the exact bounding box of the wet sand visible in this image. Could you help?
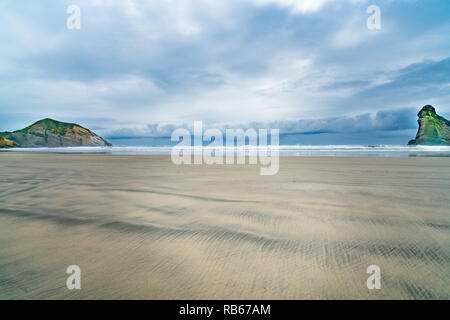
[0,153,449,299]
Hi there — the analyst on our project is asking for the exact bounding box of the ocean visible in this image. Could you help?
[2,145,450,157]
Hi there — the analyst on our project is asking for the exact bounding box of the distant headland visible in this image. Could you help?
[0,118,111,148]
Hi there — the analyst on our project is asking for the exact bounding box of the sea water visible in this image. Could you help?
[2,145,450,157]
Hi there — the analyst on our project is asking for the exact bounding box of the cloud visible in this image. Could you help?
[101,107,418,138]
[341,58,450,113]
[1,0,450,144]
[267,108,418,134]
[252,0,334,14]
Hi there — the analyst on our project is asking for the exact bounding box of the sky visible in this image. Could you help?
[1,0,449,145]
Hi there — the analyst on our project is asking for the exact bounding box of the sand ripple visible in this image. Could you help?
[0,154,449,299]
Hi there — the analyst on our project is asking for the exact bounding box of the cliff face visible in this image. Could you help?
[408,106,450,146]
[0,118,111,147]
[0,137,17,148]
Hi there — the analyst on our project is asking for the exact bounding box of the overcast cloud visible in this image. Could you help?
[0,0,449,144]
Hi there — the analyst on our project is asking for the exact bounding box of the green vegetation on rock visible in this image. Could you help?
[16,118,78,135]
[408,105,450,146]
[1,118,111,148]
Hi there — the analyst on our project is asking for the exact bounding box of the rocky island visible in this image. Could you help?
[0,118,111,148]
[408,105,450,146]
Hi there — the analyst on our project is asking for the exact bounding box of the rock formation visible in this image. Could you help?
[408,105,450,146]
[0,137,17,148]
[0,118,111,147]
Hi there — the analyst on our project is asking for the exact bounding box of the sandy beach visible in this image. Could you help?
[0,153,448,299]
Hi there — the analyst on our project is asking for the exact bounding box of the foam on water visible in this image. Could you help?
[2,145,450,157]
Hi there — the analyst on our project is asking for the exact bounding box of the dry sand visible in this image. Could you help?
[0,153,449,299]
